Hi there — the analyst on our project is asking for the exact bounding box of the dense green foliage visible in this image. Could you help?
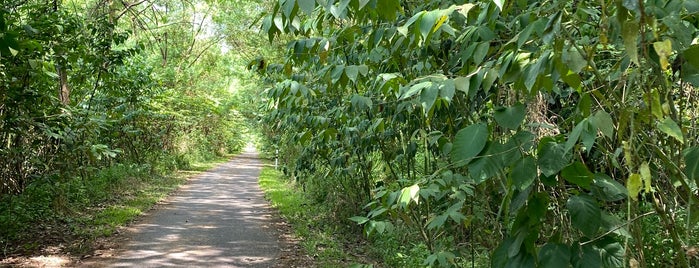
[0,0,260,255]
[258,0,699,266]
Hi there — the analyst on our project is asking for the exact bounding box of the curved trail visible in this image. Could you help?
[107,148,278,267]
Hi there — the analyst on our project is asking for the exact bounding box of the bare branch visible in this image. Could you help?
[184,36,226,70]
[115,0,150,21]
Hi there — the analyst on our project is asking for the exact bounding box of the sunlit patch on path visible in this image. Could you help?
[104,150,279,267]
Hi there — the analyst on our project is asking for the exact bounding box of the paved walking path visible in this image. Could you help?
[108,147,278,267]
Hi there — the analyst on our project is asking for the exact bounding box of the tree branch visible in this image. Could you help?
[115,0,150,21]
[184,36,225,70]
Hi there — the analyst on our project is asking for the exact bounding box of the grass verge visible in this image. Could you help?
[258,165,376,268]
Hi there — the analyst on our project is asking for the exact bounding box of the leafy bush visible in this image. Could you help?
[258,0,699,266]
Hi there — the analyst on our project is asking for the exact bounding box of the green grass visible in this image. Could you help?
[258,167,306,217]
[259,166,375,267]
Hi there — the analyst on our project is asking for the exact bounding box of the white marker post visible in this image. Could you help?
[275,149,279,169]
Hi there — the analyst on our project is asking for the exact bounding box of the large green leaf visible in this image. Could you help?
[426,214,448,230]
[509,227,528,257]
[686,1,699,12]
[525,51,549,91]
[538,243,571,268]
[401,81,431,99]
[591,174,627,202]
[492,238,513,268]
[349,216,369,224]
[510,156,537,191]
[684,45,699,69]
[454,76,470,94]
[350,94,372,111]
[565,119,587,153]
[560,69,582,90]
[657,117,684,144]
[647,89,663,119]
[473,41,490,65]
[398,184,420,209]
[376,0,400,21]
[262,15,279,42]
[451,123,488,166]
[563,48,587,73]
[439,79,455,103]
[482,67,499,94]
[273,15,284,34]
[493,0,505,11]
[572,243,602,268]
[297,0,316,15]
[600,211,631,239]
[505,252,535,268]
[282,0,297,18]
[653,39,673,71]
[345,65,360,83]
[597,239,624,268]
[424,251,456,267]
[589,110,614,139]
[538,138,570,177]
[331,0,351,19]
[376,73,403,95]
[456,3,476,19]
[469,68,485,98]
[420,84,439,115]
[527,192,550,224]
[510,130,535,151]
[331,65,345,83]
[627,173,642,201]
[516,19,541,48]
[682,60,699,87]
[397,10,423,36]
[622,21,639,65]
[567,195,601,237]
[691,196,699,227]
[494,103,526,130]
[561,162,594,189]
[419,9,451,42]
[639,162,652,192]
[469,142,506,184]
[685,147,699,185]
[364,220,393,236]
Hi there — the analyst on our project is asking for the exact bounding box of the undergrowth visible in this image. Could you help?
[259,165,356,267]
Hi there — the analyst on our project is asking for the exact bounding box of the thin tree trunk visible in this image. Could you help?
[52,0,69,105]
[57,65,70,105]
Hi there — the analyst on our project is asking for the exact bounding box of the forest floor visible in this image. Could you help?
[2,148,313,267]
